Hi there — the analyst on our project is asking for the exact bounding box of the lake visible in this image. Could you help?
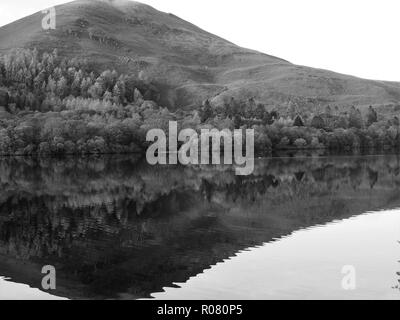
[0,154,400,300]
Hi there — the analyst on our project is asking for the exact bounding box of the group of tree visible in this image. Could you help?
[196,98,400,153]
[199,97,278,128]
[0,48,160,112]
[1,48,400,156]
[0,48,174,155]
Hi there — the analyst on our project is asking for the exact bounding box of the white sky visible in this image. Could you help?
[0,0,399,81]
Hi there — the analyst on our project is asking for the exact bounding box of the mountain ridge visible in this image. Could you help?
[1,0,399,111]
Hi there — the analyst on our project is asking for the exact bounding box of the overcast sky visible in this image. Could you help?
[0,0,399,81]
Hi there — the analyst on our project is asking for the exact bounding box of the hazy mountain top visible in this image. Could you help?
[1,0,400,110]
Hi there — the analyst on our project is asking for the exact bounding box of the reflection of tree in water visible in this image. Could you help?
[0,155,400,298]
[368,168,379,189]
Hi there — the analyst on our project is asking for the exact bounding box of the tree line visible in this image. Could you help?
[0,48,400,156]
[197,97,400,153]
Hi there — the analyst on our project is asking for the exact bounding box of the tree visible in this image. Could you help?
[229,97,241,117]
[245,98,256,118]
[133,88,143,103]
[310,137,321,149]
[200,100,213,123]
[254,126,272,151]
[293,115,305,127]
[0,89,9,107]
[349,106,364,129]
[262,111,274,125]
[325,105,332,115]
[270,110,279,122]
[71,70,83,96]
[311,115,325,129]
[47,76,57,94]
[89,82,104,99]
[294,138,307,148]
[255,103,265,119]
[112,80,125,104]
[103,90,113,102]
[279,137,290,148]
[366,106,378,127]
[56,76,68,98]
[333,115,349,129]
[233,115,242,129]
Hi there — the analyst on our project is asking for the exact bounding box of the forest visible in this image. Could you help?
[0,48,400,156]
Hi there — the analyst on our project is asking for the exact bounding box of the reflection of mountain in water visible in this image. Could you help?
[0,155,400,299]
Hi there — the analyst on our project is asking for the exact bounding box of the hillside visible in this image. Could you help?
[1,0,400,111]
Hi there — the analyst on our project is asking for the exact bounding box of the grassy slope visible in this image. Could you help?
[1,0,400,111]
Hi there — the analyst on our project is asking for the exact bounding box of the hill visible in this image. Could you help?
[1,0,400,111]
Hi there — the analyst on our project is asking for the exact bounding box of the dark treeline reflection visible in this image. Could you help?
[1,155,400,299]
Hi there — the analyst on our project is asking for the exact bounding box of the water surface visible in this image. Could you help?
[0,154,400,300]
[152,210,400,300]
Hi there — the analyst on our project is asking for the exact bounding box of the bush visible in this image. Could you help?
[294,138,307,148]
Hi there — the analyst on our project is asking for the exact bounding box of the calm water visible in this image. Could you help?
[0,154,400,300]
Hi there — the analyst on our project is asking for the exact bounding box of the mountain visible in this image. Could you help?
[1,0,400,111]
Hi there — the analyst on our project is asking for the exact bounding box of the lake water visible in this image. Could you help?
[0,154,400,300]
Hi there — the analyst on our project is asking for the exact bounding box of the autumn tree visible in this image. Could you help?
[293,115,305,127]
[200,99,214,123]
[366,106,378,127]
[348,106,364,129]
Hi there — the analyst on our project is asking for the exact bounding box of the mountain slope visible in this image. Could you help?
[1,0,400,111]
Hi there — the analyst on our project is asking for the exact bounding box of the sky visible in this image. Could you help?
[0,0,399,81]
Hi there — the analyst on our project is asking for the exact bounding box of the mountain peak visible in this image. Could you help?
[1,0,400,110]
[79,0,159,13]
